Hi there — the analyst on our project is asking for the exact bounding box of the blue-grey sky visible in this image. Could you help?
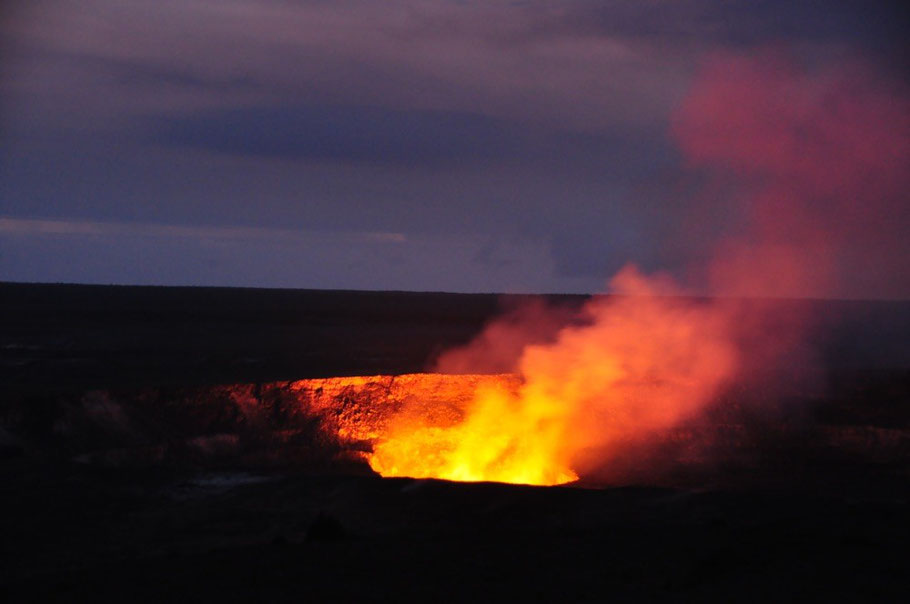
[1,1,907,296]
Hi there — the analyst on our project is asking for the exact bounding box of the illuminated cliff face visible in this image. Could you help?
[289,373,519,443]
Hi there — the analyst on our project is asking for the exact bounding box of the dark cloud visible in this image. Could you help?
[154,105,541,163]
[149,102,673,170]
[551,0,908,49]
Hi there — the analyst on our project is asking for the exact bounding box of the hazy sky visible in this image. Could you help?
[1,1,907,296]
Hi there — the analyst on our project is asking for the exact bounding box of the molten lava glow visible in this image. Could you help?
[367,267,739,486]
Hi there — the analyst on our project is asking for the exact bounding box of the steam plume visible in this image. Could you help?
[369,50,910,485]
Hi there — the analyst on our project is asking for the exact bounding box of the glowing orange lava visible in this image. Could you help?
[368,377,579,486]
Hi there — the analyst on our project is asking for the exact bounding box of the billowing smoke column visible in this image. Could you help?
[368,50,910,486]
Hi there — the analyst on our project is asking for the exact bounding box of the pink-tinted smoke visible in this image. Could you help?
[673,49,910,300]
[382,49,910,485]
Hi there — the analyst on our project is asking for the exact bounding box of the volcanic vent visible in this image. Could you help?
[288,373,545,482]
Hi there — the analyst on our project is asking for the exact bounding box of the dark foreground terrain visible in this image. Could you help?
[2,467,907,603]
[2,283,909,602]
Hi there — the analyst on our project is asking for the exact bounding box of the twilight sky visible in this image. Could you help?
[1,1,907,296]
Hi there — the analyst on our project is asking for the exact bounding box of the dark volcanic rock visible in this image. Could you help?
[306,511,347,542]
